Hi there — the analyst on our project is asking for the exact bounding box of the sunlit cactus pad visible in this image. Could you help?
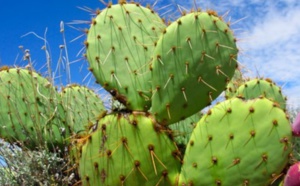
[179,97,292,186]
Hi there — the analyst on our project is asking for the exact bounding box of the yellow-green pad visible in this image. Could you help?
[78,113,181,186]
[151,11,238,125]
[86,3,166,111]
[179,97,292,186]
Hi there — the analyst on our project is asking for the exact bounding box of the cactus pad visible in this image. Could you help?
[235,78,287,110]
[78,112,181,186]
[179,97,292,186]
[86,2,166,111]
[151,10,238,125]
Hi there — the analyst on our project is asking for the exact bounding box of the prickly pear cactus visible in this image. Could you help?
[60,84,106,135]
[151,10,238,125]
[235,78,287,110]
[78,113,181,186]
[179,97,292,186]
[0,67,69,150]
[85,2,166,111]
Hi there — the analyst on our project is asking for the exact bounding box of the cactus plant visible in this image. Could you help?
[0,1,293,186]
[78,112,181,186]
[179,97,292,185]
[0,67,69,150]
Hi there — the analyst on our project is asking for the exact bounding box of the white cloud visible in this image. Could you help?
[235,1,300,109]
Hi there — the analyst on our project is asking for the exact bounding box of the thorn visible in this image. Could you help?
[185,62,189,74]
[216,66,229,78]
[216,42,236,50]
[151,86,160,99]
[255,154,268,170]
[102,48,113,65]
[243,130,255,147]
[163,74,174,89]
[166,104,171,119]
[227,158,240,169]
[167,46,177,55]
[182,88,188,102]
[198,76,217,91]
[156,55,164,65]
[231,16,248,26]
[208,92,213,102]
[186,37,192,49]
[134,160,148,181]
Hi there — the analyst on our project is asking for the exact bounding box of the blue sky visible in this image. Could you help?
[0,0,300,108]
[0,0,104,86]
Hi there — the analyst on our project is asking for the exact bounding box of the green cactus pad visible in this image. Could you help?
[60,84,106,135]
[86,2,166,111]
[78,113,181,186]
[151,10,238,125]
[179,97,292,186]
[0,67,69,150]
[235,78,287,110]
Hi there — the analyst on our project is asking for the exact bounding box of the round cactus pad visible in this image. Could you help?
[86,3,166,111]
[151,11,238,125]
[179,97,292,186]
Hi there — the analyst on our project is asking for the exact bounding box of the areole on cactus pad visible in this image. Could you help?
[85,2,166,111]
[150,10,238,125]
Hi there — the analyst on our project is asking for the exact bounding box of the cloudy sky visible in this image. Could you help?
[0,0,299,108]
